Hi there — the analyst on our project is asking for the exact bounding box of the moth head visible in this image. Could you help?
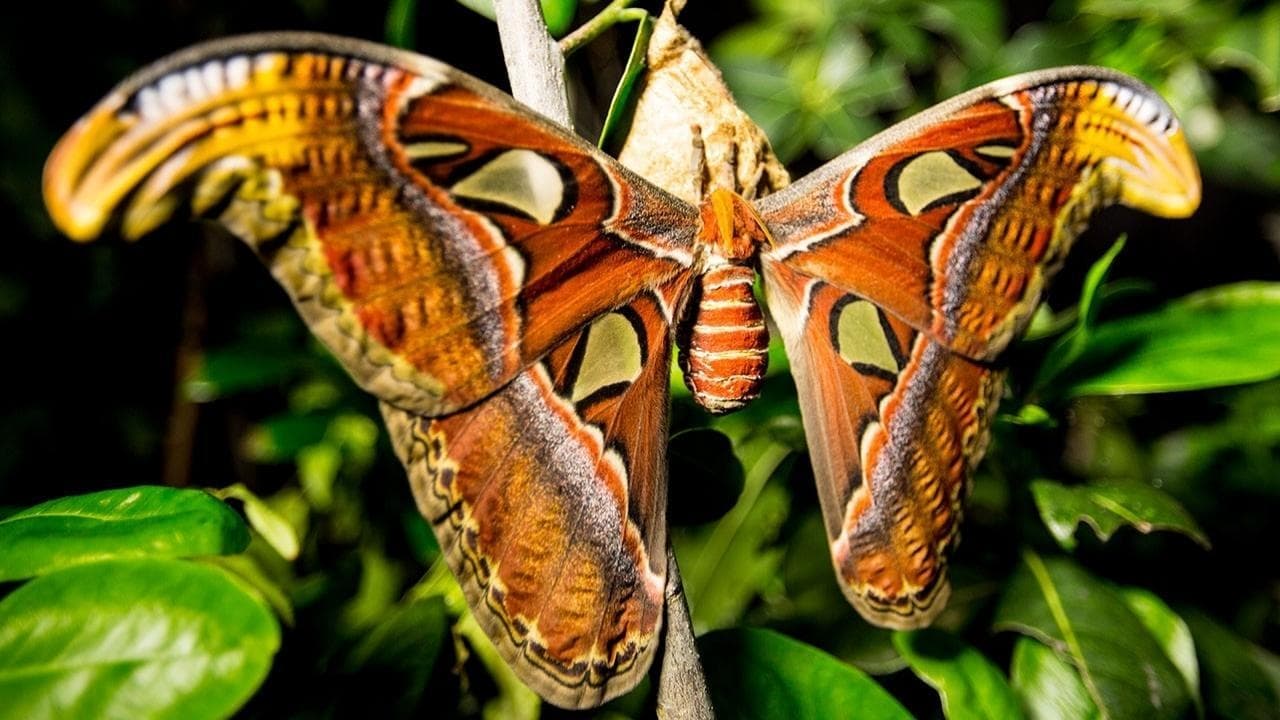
[696,187,773,261]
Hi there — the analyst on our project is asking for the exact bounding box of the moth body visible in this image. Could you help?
[679,262,769,414]
[679,189,773,414]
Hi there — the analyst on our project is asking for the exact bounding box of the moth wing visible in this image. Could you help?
[44,32,698,417]
[762,261,1002,628]
[758,67,1200,360]
[756,68,1200,627]
[382,280,689,708]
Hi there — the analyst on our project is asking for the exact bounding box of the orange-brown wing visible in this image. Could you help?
[382,278,689,708]
[44,32,698,417]
[757,68,1201,629]
[757,67,1201,360]
[762,261,1003,628]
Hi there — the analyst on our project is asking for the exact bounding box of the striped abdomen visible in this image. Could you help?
[679,263,769,414]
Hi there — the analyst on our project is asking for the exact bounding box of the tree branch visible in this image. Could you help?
[489,4,713,716]
[492,0,571,126]
[657,546,715,719]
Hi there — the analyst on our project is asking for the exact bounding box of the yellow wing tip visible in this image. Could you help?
[43,193,110,243]
[1136,127,1202,219]
[43,103,129,243]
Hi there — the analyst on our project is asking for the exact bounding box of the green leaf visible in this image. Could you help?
[1032,236,1126,392]
[0,486,249,581]
[1054,282,1280,397]
[675,434,790,630]
[1119,588,1200,709]
[202,553,295,626]
[1009,637,1100,720]
[325,412,380,471]
[598,10,653,151]
[894,629,1025,720]
[1077,237,1127,333]
[298,442,341,511]
[401,509,439,565]
[1196,106,1280,190]
[456,611,540,720]
[384,0,418,48]
[1152,381,1280,490]
[184,346,307,402]
[455,0,578,37]
[538,0,578,38]
[700,628,912,719]
[341,545,405,631]
[242,412,332,463]
[1001,403,1055,427]
[1030,479,1210,551]
[1184,611,1280,720]
[0,559,279,720]
[994,553,1192,719]
[216,484,301,561]
[1208,5,1280,111]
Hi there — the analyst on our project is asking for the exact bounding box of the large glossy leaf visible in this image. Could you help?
[1030,479,1209,551]
[894,629,1024,720]
[699,628,912,720]
[1183,611,1280,720]
[1009,637,1099,720]
[993,553,1192,719]
[0,486,249,581]
[1052,282,1280,397]
[0,558,279,720]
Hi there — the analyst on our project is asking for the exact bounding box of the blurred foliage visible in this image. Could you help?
[1,0,1278,718]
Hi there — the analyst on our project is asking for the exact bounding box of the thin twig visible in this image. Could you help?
[559,0,639,56]
[162,229,209,487]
